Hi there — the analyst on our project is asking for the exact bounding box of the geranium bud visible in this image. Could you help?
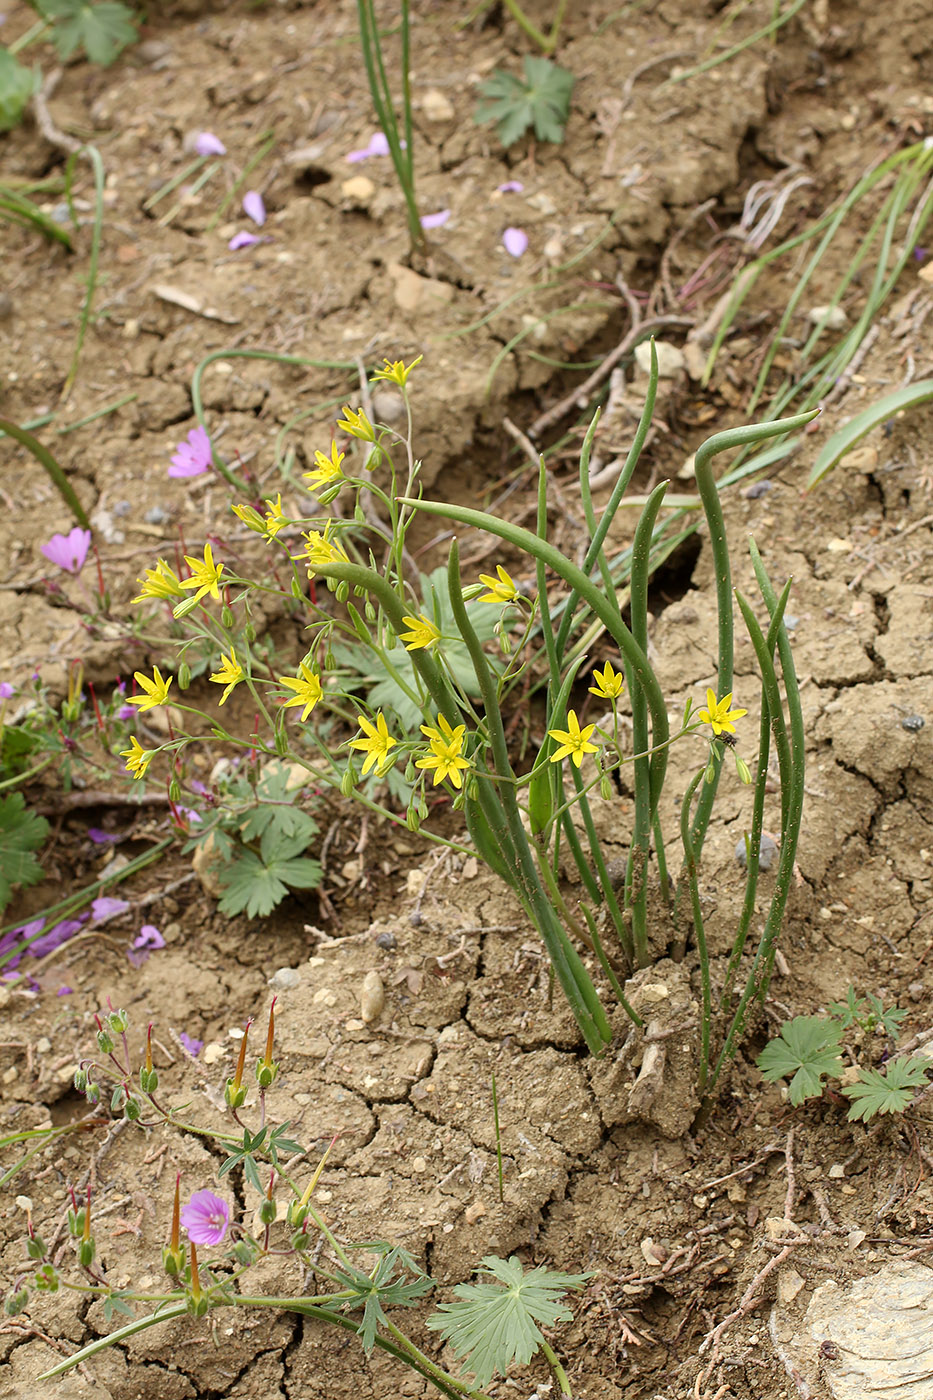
[178,662,191,689]
[35,1263,58,1292]
[85,1081,101,1105]
[97,1028,114,1054]
[78,1236,96,1268]
[68,1208,84,1237]
[111,1085,126,1113]
[27,1233,46,1261]
[73,1067,88,1092]
[256,1062,277,1089]
[4,1289,29,1316]
[259,1196,277,1226]
[140,1066,159,1093]
[108,1008,129,1034]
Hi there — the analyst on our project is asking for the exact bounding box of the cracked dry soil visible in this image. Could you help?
[3,0,933,1397]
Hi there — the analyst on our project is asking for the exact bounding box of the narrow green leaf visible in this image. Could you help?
[807,380,933,488]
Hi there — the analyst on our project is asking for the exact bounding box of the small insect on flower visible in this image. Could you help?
[121,736,154,781]
[371,355,423,388]
[548,710,599,768]
[476,565,520,606]
[416,715,472,789]
[588,661,624,701]
[303,441,345,492]
[180,543,224,604]
[400,614,442,651]
[180,1190,229,1246]
[279,663,323,722]
[336,405,376,442]
[127,667,173,713]
[349,711,398,775]
[209,649,244,705]
[698,689,748,737]
[132,559,185,604]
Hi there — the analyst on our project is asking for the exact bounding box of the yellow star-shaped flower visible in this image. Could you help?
[303,441,345,491]
[588,661,624,701]
[121,736,154,781]
[416,714,471,789]
[291,523,350,577]
[698,689,748,737]
[209,648,244,705]
[547,710,599,768]
[180,542,224,604]
[349,711,398,776]
[476,565,520,606]
[127,666,173,713]
[399,614,441,650]
[370,355,422,388]
[336,405,375,442]
[279,663,323,722]
[132,559,184,604]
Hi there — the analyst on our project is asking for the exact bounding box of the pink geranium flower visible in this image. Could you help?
[180,1190,229,1245]
[169,426,212,479]
[41,528,92,574]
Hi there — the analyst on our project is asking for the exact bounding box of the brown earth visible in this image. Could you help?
[3,1,933,1398]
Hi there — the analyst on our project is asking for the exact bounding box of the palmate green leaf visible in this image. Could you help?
[427,1255,592,1386]
[0,793,49,912]
[756,1016,844,1106]
[475,55,574,148]
[0,49,38,131]
[216,849,321,918]
[37,0,139,66]
[841,1057,929,1122]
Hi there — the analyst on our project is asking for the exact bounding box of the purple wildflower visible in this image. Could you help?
[914,247,929,262]
[178,1031,203,1056]
[91,896,130,924]
[88,829,122,844]
[57,986,73,996]
[134,924,165,949]
[228,230,262,250]
[41,527,92,574]
[346,131,393,162]
[189,778,209,796]
[169,425,212,479]
[421,209,451,230]
[30,917,87,958]
[497,180,524,193]
[118,705,135,721]
[502,227,528,258]
[195,131,226,157]
[242,190,266,226]
[180,1190,229,1245]
[0,682,12,699]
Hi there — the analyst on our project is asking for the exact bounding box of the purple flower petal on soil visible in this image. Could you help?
[118,705,135,720]
[169,425,212,479]
[497,180,524,193]
[30,917,87,958]
[914,246,929,261]
[0,682,13,699]
[91,896,130,924]
[134,924,165,949]
[228,230,262,250]
[41,527,92,574]
[421,208,451,230]
[180,1189,229,1245]
[178,1031,203,1056]
[242,190,266,226]
[502,226,528,258]
[195,131,226,157]
[57,986,73,996]
[346,131,393,162]
[88,828,121,845]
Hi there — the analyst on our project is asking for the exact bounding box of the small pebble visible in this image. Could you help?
[36,1037,52,1054]
[902,714,925,732]
[144,505,170,525]
[742,480,773,499]
[735,832,778,870]
[375,929,396,949]
[269,967,301,991]
[360,970,385,1023]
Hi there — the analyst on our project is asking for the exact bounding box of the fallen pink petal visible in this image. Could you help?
[91,896,130,923]
[30,916,87,958]
[41,527,92,574]
[229,230,262,250]
[502,226,528,258]
[179,1031,203,1056]
[57,986,73,996]
[169,425,212,479]
[242,190,266,225]
[0,682,13,698]
[134,924,165,949]
[421,208,451,230]
[497,180,524,193]
[346,131,393,162]
[180,1189,230,1245]
[87,828,121,845]
[195,131,226,157]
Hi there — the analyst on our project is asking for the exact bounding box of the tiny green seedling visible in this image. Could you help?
[475,56,574,147]
[757,989,931,1121]
[756,1016,844,1107]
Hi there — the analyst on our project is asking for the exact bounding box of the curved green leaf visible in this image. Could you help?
[807,379,933,488]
